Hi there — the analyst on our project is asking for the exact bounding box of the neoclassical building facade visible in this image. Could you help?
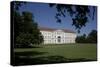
[39,27,77,44]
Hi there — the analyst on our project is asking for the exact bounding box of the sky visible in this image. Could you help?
[19,2,97,36]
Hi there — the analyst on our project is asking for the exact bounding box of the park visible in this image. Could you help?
[11,1,97,66]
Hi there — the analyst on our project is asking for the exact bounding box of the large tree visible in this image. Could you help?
[15,12,43,46]
[87,30,97,43]
[49,4,96,32]
[75,30,97,43]
[12,1,43,47]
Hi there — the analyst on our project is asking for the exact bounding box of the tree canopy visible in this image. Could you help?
[12,1,43,48]
[76,30,97,43]
[49,4,96,32]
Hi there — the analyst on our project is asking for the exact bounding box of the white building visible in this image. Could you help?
[39,27,77,44]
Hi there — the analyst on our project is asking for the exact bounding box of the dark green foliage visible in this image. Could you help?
[76,34,87,43]
[15,12,43,47]
[13,11,22,37]
[12,1,43,47]
[49,4,95,32]
[76,30,97,43]
[87,30,97,43]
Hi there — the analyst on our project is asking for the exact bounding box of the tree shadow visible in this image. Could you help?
[15,51,46,56]
[12,51,96,66]
[12,51,47,65]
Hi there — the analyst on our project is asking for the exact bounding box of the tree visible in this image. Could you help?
[16,12,43,46]
[76,34,87,43]
[75,30,97,43]
[87,30,97,43]
[49,4,96,32]
[12,1,43,47]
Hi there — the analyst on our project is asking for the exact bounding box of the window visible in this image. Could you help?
[57,36,61,43]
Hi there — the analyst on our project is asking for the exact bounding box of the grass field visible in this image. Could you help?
[13,43,97,65]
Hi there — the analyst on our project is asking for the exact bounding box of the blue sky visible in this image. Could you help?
[19,2,97,35]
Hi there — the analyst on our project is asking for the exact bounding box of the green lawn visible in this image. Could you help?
[14,43,97,65]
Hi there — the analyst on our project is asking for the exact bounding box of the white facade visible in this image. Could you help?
[40,27,77,44]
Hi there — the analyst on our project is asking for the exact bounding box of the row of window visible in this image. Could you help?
[41,32,75,36]
[43,36,75,39]
[44,41,75,43]
[44,40,74,42]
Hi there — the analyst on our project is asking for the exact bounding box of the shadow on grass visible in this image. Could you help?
[12,51,96,66]
[15,51,46,56]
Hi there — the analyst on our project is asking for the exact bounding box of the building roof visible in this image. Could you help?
[39,27,76,33]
